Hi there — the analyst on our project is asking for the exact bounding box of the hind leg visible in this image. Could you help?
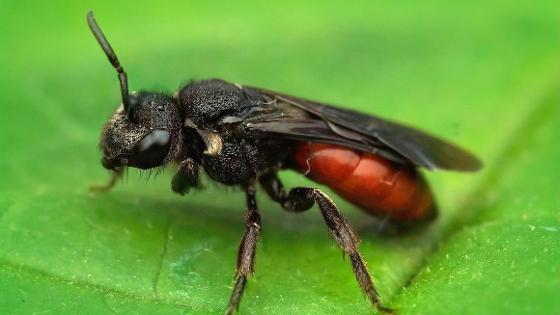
[259,173,394,313]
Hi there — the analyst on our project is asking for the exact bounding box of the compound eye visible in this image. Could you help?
[129,129,171,169]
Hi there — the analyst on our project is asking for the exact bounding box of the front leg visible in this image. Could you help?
[226,185,262,315]
[90,167,124,192]
[259,172,394,314]
[171,158,200,195]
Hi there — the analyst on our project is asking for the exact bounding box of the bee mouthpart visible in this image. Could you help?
[101,156,127,171]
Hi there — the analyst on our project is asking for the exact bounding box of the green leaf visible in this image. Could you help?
[1,1,558,314]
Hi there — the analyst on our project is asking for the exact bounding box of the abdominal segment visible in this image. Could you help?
[293,142,436,222]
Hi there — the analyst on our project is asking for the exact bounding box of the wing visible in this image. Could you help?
[240,86,482,171]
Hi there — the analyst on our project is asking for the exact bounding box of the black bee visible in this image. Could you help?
[87,11,481,314]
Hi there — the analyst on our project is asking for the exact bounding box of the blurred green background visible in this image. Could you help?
[1,1,559,314]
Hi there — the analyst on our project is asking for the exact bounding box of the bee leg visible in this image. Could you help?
[259,172,395,314]
[171,158,200,195]
[226,185,262,315]
[89,168,123,192]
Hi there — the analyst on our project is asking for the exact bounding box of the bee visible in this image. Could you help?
[87,11,481,314]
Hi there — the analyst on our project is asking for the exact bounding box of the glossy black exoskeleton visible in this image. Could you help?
[87,11,481,314]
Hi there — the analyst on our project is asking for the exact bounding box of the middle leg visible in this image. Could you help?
[225,185,262,315]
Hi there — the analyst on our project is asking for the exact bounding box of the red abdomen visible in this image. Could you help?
[293,143,436,222]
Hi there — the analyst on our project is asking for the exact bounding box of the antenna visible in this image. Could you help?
[87,11,130,110]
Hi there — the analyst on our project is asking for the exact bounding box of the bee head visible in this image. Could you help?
[99,92,182,170]
[87,12,183,170]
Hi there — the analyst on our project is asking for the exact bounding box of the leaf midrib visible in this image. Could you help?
[388,81,560,303]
